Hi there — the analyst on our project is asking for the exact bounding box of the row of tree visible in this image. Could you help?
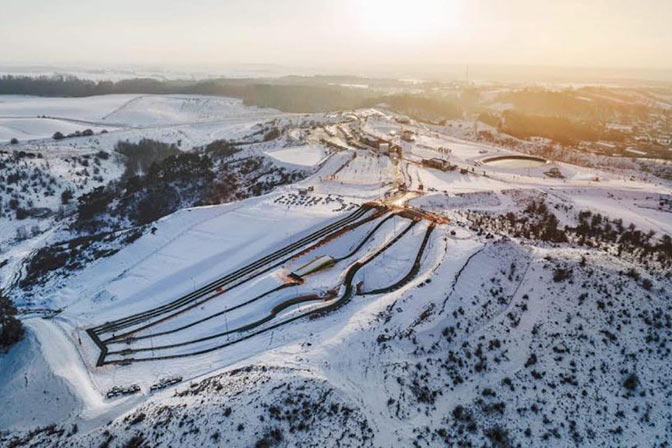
[483,200,671,268]
[0,75,462,118]
[0,75,373,113]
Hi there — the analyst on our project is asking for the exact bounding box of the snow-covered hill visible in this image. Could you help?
[0,94,670,447]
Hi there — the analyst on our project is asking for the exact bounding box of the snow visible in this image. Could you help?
[72,197,353,320]
[483,158,547,169]
[355,220,429,291]
[1,95,671,447]
[101,95,278,127]
[0,94,284,147]
[26,319,105,418]
[0,118,114,143]
[264,144,327,167]
[0,94,140,121]
[0,326,80,430]
[625,148,647,156]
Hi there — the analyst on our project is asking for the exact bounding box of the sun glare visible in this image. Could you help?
[351,0,457,42]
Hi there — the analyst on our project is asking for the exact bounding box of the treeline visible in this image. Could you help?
[498,88,652,121]
[19,228,143,288]
[0,75,376,113]
[0,75,466,118]
[0,75,178,97]
[241,84,372,112]
[573,210,672,265]
[500,111,621,145]
[364,94,462,122]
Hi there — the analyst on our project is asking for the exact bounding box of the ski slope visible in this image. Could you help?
[1,94,671,447]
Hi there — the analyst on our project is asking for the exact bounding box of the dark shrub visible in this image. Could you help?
[205,139,237,158]
[77,186,115,221]
[133,185,180,225]
[623,373,639,391]
[61,189,74,204]
[553,268,572,282]
[0,292,24,350]
[15,208,29,220]
[263,127,281,141]
[115,138,180,178]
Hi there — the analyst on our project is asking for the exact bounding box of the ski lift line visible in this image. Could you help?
[86,328,108,367]
[92,205,374,335]
[106,293,331,356]
[99,206,379,342]
[102,204,386,340]
[94,205,368,331]
[333,213,398,262]
[360,223,435,296]
[95,208,391,367]
[109,212,404,346]
[91,203,364,334]
[102,219,418,365]
[109,283,295,344]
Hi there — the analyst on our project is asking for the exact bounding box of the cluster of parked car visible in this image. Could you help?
[149,376,183,392]
[105,384,140,399]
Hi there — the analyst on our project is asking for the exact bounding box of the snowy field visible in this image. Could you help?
[264,144,327,168]
[0,117,116,142]
[101,95,278,127]
[0,94,281,144]
[0,94,140,122]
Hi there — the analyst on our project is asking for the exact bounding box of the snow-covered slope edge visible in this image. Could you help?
[2,227,670,447]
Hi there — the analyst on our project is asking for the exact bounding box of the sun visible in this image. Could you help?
[351,0,457,42]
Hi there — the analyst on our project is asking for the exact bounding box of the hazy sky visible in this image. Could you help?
[1,0,671,72]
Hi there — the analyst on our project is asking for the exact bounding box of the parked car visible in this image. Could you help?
[149,376,183,392]
[106,384,141,399]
